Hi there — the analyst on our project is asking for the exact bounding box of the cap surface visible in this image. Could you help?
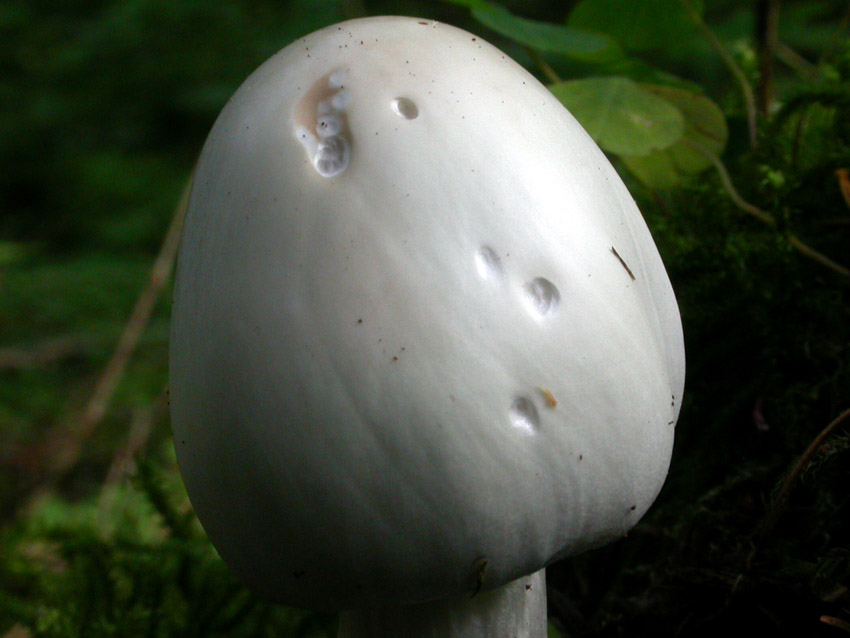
[170,16,685,610]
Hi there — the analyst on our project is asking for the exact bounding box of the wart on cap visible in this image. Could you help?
[294,69,351,178]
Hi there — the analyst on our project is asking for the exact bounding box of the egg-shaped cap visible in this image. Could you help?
[169,16,685,611]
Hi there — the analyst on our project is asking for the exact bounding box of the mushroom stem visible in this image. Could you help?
[337,569,547,638]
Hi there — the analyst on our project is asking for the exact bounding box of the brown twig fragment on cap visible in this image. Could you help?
[611,246,636,281]
[540,388,558,408]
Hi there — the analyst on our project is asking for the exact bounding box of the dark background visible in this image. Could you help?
[1,1,849,636]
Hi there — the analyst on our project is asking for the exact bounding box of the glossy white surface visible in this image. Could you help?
[170,16,685,611]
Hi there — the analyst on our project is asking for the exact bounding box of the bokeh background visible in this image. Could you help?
[2,1,849,636]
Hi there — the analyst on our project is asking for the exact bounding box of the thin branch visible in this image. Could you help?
[41,174,192,482]
[838,168,850,209]
[744,408,850,571]
[753,408,850,555]
[682,139,850,278]
[821,616,850,633]
[775,42,820,81]
[756,0,780,116]
[771,408,850,517]
[682,139,774,224]
[679,0,758,145]
[787,235,850,278]
[0,336,87,371]
[103,383,168,486]
[525,46,561,85]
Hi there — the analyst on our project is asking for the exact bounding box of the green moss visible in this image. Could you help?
[0,456,336,637]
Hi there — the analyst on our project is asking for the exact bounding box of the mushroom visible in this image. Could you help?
[169,16,685,638]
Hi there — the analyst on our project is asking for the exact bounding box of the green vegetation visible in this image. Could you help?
[2,0,848,635]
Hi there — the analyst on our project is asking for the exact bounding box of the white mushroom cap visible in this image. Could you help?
[169,16,685,611]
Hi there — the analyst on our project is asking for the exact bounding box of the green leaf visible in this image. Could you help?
[598,57,701,92]
[620,85,728,189]
[460,2,623,63]
[568,0,702,52]
[549,77,685,156]
[441,0,490,8]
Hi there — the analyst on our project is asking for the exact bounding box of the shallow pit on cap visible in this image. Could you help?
[509,396,540,434]
[523,277,560,318]
[475,246,502,280]
[391,97,419,120]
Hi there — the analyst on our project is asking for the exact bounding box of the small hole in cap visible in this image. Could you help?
[509,396,540,434]
[391,97,419,120]
[523,277,560,317]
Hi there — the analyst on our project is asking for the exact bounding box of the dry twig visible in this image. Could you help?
[683,139,850,278]
[756,0,780,116]
[29,174,191,498]
[747,408,850,566]
[0,336,87,371]
[679,0,758,145]
[821,615,850,633]
[104,383,169,485]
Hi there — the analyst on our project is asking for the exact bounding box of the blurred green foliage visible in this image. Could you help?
[1,451,336,636]
[1,0,849,636]
[0,0,356,248]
